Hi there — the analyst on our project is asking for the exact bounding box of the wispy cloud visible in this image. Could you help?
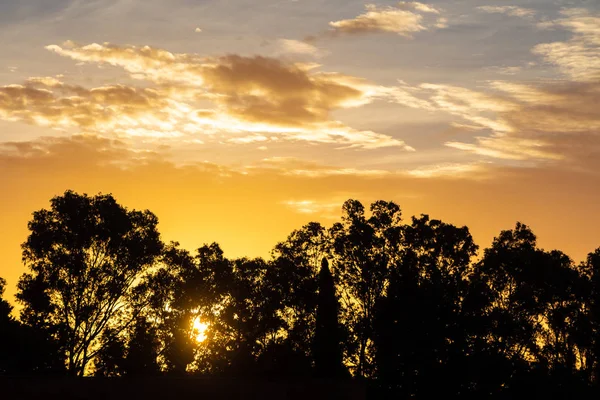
[404,162,489,178]
[0,78,182,138]
[477,5,536,19]
[391,77,600,164]
[281,200,341,216]
[534,9,600,81]
[384,9,600,168]
[326,2,446,38]
[15,42,417,150]
[445,137,563,161]
[275,39,326,58]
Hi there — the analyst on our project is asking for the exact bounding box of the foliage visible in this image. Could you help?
[16,190,163,375]
[4,193,600,398]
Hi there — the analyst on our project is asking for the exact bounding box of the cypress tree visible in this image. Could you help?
[314,258,344,378]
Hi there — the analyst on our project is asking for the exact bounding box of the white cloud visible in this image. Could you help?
[477,6,536,19]
[276,39,326,57]
[328,2,446,37]
[534,9,600,81]
[405,162,489,178]
[26,42,417,150]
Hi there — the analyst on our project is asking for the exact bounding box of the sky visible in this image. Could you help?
[1,0,600,302]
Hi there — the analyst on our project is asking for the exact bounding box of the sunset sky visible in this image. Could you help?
[1,0,600,302]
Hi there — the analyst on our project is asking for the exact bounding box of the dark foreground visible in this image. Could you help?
[0,378,366,400]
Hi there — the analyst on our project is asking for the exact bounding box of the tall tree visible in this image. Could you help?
[270,222,326,361]
[0,277,63,375]
[124,317,160,376]
[581,248,600,386]
[0,277,15,374]
[17,190,163,375]
[330,200,402,377]
[203,256,285,375]
[374,215,478,397]
[470,223,589,395]
[313,258,345,378]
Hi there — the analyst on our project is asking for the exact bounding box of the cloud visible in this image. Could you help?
[327,2,446,37]
[384,9,600,168]
[0,134,163,170]
[404,162,490,178]
[477,6,536,19]
[390,78,600,164]
[46,41,208,86]
[445,137,564,161]
[18,42,416,150]
[246,156,492,180]
[276,39,325,57]
[534,9,600,81]
[0,78,182,139]
[281,200,341,216]
[3,135,600,287]
[246,156,393,177]
[486,66,523,75]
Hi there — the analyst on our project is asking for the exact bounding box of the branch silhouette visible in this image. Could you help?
[0,191,599,399]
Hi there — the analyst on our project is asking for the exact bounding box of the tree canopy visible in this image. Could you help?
[2,192,600,398]
[16,190,163,375]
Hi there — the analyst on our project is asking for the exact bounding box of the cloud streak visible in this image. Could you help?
[386,9,600,168]
[326,2,446,38]
[477,6,536,19]
[0,78,183,139]
[534,9,600,81]
[9,42,417,150]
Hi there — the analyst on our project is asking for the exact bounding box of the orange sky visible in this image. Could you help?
[1,1,600,303]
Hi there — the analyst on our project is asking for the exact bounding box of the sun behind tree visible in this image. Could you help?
[192,317,209,343]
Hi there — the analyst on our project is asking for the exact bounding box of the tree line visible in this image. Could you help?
[1,190,600,398]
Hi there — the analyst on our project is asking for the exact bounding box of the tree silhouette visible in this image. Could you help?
[581,248,600,387]
[374,215,478,397]
[0,277,15,374]
[313,258,345,379]
[124,317,160,376]
[466,223,592,396]
[16,190,163,375]
[4,194,600,398]
[330,200,402,377]
[94,328,126,377]
[270,223,325,364]
[1,277,63,375]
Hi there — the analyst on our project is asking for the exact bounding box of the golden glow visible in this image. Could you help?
[192,317,209,343]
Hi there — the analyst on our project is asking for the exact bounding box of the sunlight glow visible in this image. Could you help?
[192,317,209,343]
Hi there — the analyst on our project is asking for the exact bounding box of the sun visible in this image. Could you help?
[191,317,209,343]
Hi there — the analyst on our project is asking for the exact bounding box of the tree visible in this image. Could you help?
[374,215,478,397]
[160,242,232,374]
[94,329,127,377]
[581,248,600,386]
[155,242,286,375]
[0,277,15,374]
[0,277,11,325]
[202,256,285,375]
[17,190,163,375]
[330,200,402,377]
[313,258,345,378]
[124,317,160,376]
[270,222,326,362]
[0,277,63,375]
[470,223,589,396]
